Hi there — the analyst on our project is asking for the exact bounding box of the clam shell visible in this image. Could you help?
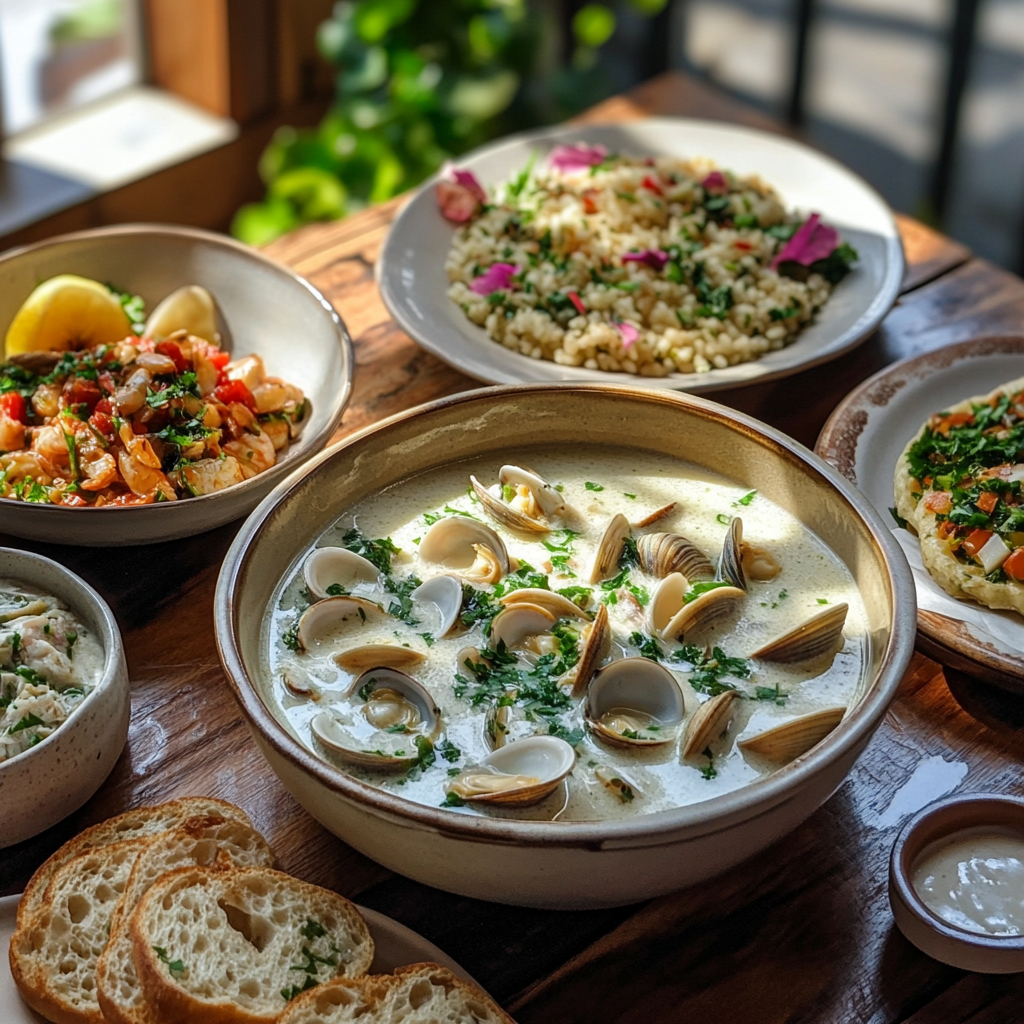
[632,502,676,529]
[304,546,380,600]
[419,517,510,582]
[636,532,714,581]
[490,603,556,650]
[470,475,549,534]
[410,574,463,639]
[585,657,684,748]
[588,514,631,583]
[296,596,384,651]
[456,645,488,676]
[751,603,848,663]
[0,597,48,623]
[498,465,567,518]
[660,585,745,641]
[645,572,689,635]
[334,645,427,672]
[717,517,746,590]
[680,690,737,760]
[144,284,225,344]
[282,666,319,699]
[485,701,514,750]
[446,735,575,806]
[500,588,590,620]
[738,706,846,761]
[571,602,610,696]
[594,766,642,802]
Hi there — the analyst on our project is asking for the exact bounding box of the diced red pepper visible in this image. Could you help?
[213,379,256,411]
[733,240,753,252]
[977,491,999,514]
[60,492,88,507]
[192,339,230,370]
[62,378,101,414]
[1004,548,1024,581]
[89,398,114,440]
[582,191,599,215]
[156,340,189,373]
[963,528,993,558]
[98,370,117,395]
[931,410,974,435]
[0,392,27,422]
[566,291,587,317]
[641,175,664,196]
[923,491,953,515]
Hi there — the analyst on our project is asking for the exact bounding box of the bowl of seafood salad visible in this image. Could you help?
[0,224,353,546]
[0,547,129,848]
[216,384,916,908]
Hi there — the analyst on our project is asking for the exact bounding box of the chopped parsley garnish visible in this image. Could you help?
[341,528,399,575]
[754,683,789,705]
[628,630,664,661]
[734,490,757,507]
[153,946,187,977]
[441,791,466,807]
[672,645,750,696]
[300,919,327,940]
[282,626,300,652]
[9,712,44,734]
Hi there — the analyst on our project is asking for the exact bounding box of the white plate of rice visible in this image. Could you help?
[378,118,904,392]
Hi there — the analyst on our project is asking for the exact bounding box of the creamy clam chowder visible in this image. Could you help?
[268,449,869,822]
[0,582,103,761]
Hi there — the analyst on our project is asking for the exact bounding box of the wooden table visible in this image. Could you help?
[4,70,1024,1023]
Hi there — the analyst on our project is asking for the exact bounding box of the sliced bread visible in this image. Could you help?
[10,837,149,1024]
[131,866,374,1024]
[17,796,253,928]
[277,963,515,1024]
[96,815,276,1024]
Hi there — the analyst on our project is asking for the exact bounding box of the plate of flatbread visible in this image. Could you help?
[817,335,1024,689]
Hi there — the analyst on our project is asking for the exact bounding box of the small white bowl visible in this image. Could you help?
[0,547,129,848]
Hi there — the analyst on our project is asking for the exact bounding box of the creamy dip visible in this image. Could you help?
[0,581,104,761]
[912,827,1024,936]
[267,448,869,822]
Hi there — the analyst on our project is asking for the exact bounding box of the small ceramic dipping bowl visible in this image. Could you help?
[0,548,130,848]
[889,793,1024,973]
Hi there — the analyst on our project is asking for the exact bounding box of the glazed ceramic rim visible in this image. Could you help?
[216,383,917,848]
[0,546,125,770]
[816,335,1024,690]
[378,116,905,393]
[889,793,1024,953]
[0,223,354,524]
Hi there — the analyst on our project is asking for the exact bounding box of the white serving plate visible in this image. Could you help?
[0,893,479,1023]
[378,118,904,392]
[817,336,1024,690]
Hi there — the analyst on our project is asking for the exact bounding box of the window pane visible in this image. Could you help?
[0,0,142,136]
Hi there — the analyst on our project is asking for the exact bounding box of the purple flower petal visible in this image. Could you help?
[702,171,728,194]
[549,143,608,172]
[436,162,487,222]
[770,213,841,269]
[470,262,519,295]
[441,161,486,201]
[615,320,639,349]
[622,249,669,271]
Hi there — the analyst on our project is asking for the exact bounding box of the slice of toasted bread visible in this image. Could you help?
[17,797,252,928]
[277,963,515,1024]
[10,837,148,1024]
[131,866,374,1024]
[96,815,276,1024]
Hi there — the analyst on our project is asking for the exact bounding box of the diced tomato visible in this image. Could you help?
[566,291,587,317]
[582,191,599,215]
[931,410,974,435]
[1004,548,1024,581]
[936,520,957,541]
[135,337,155,353]
[98,370,117,395]
[977,491,999,514]
[156,340,189,373]
[641,175,664,196]
[60,492,88,507]
[963,528,994,558]
[923,491,953,515]
[89,398,114,440]
[213,380,256,411]
[733,240,753,252]
[62,378,101,414]
[0,392,26,422]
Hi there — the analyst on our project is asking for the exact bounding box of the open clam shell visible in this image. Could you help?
[594,766,642,802]
[419,517,510,584]
[490,603,556,650]
[144,284,227,345]
[717,517,746,591]
[446,735,575,806]
[751,603,848,663]
[500,588,590,620]
[470,474,549,534]
[636,532,714,581]
[334,645,426,673]
[484,696,516,750]
[631,502,676,529]
[499,465,567,519]
[571,602,610,696]
[585,657,684,748]
[646,572,689,635]
[410,575,463,639]
[660,585,745,641]
[589,513,631,583]
[738,706,846,762]
[296,596,384,651]
[681,690,737,760]
[310,667,441,770]
[304,546,380,600]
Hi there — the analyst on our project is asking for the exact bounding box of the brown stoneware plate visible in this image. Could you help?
[816,336,1024,691]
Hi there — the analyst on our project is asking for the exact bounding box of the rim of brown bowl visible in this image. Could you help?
[889,793,1024,970]
[215,383,917,849]
[0,223,354,535]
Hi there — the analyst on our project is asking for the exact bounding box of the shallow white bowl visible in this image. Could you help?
[0,224,354,546]
[379,118,904,392]
[0,547,129,848]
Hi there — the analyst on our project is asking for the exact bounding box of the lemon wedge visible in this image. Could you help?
[144,285,220,343]
[4,275,132,356]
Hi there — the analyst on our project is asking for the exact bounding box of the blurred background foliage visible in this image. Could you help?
[232,0,667,245]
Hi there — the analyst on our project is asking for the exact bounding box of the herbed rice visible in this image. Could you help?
[444,153,851,377]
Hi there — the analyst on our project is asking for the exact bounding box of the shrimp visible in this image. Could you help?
[118,421,162,469]
[1,450,59,485]
[251,378,304,414]
[31,425,71,467]
[0,416,27,453]
[180,456,246,495]
[223,431,276,479]
[30,383,60,418]
[117,450,177,501]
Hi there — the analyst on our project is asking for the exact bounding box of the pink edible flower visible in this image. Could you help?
[622,249,669,271]
[615,320,639,349]
[549,143,608,172]
[436,162,487,223]
[701,171,728,194]
[770,213,840,269]
[470,262,518,295]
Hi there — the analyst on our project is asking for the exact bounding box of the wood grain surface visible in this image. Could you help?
[2,71,1022,1023]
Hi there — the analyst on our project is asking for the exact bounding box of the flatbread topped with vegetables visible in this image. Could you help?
[894,375,1024,616]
